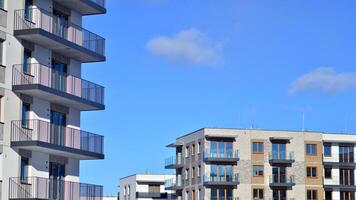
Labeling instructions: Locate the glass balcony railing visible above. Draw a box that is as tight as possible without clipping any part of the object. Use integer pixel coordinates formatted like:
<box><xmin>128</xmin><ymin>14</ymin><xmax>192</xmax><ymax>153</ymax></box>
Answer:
<box><xmin>269</xmin><ymin>175</ymin><xmax>295</xmax><ymax>186</ymax></box>
<box><xmin>268</xmin><ymin>151</ymin><xmax>295</xmax><ymax>162</ymax></box>
<box><xmin>11</xmin><ymin>119</ymin><xmax>104</xmax><ymax>158</ymax></box>
<box><xmin>9</xmin><ymin>177</ymin><xmax>103</xmax><ymax>200</ymax></box>
<box><xmin>204</xmin><ymin>174</ymin><xmax>239</xmax><ymax>185</ymax></box>
<box><xmin>165</xmin><ymin>178</ymin><xmax>182</xmax><ymax>190</ymax></box>
<box><xmin>12</xmin><ymin>63</ymin><xmax>105</xmax><ymax>109</ymax></box>
<box><xmin>165</xmin><ymin>155</ymin><xmax>183</xmax><ymax>168</ymax></box>
<box><xmin>203</xmin><ymin>149</ymin><xmax>239</xmax><ymax>162</ymax></box>
<box><xmin>14</xmin><ymin>8</ymin><xmax>105</xmax><ymax>62</ymax></box>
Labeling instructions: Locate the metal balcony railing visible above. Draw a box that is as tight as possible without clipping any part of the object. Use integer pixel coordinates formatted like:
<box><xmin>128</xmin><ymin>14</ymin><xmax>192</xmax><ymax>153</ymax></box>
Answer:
<box><xmin>13</xmin><ymin>63</ymin><xmax>105</xmax><ymax>106</ymax></box>
<box><xmin>269</xmin><ymin>175</ymin><xmax>295</xmax><ymax>185</ymax></box>
<box><xmin>268</xmin><ymin>151</ymin><xmax>295</xmax><ymax>161</ymax></box>
<box><xmin>323</xmin><ymin>153</ymin><xmax>355</xmax><ymax>163</ymax></box>
<box><xmin>14</xmin><ymin>8</ymin><xmax>105</xmax><ymax>56</ymax></box>
<box><xmin>165</xmin><ymin>155</ymin><xmax>183</xmax><ymax>168</ymax></box>
<box><xmin>11</xmin><ymin>119</ymin><xmax>104</xmax><ymax>154</ymax></box>
<box><xmin>203</xmin><ymin>150</ymin><xmax>239</xmax><ymax>160</ymax></box>
<box><xmin>9</xmin><ymin>177</ymin><xmax>103</xmax><ymax>200</ymax></box>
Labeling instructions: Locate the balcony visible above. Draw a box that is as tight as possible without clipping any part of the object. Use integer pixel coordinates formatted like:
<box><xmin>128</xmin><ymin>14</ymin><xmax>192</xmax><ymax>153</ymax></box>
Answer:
<box><xmin>268</xmin><ymin>152</ymin><xmax>295</xmax><ymax>166</ymax></box>
<box><xmin>323</xmin><ymin>153</ymin><xmax>356</xmax><ymax>167</ymax></box>
<box><xmin>9</xmin><ymin>177</ymin><xmax>103</xmax><ymax>200</ymax></box>
<box><xmin>11</xmin><ymin>119</ymin><xmax>104</xmax><ymax>160</ymax></box>
<box><xmin>53</xmin><ymin>0</ymin><xmax>106</xmax><ymax>15</ymax></box>
<box><xmin>269</xmin><ymin>175</ymin><xmax>295</xmax><ymax>189</ymax></box>
<box><xmin>12</xmin><ymin>63</ymin><xmax>105</xmax><ymax>111</ymax></box>
<box><xmin>323</xmin><ymin>177</ymin><xmax>356</xmax><ymax>191</ymax></box>
<box><xmin>14</xmin><ymin>8</ymin><xmax>105</xmax><ymax>63</ymax></box>
<box><xmin>165</xmin><ymin>178</ymin><xmax>183</xmax><ymax>191</ymax></box>
<box><xmin>136</xmin><ymin>192</ymin><xmax>168</xmax><ymax>198</ymax></box>
<box><xmin>165</xmin><ymin>156</ymin><xmax>184</xmax><ymax>169</ymax></box>
<box><xmin>203</xmin><ymin>150</ymin><xmax>239</xmax><ymax>164</ymax></box>
<box><xmin>0</xmin><ymin>8</ymin><xmax>6</xmax><ymax>28</ymax></box>
<box><xmin>203</xmin><ymin>174</ymin><xmax>239</xmax><ymax>187</ymax></box>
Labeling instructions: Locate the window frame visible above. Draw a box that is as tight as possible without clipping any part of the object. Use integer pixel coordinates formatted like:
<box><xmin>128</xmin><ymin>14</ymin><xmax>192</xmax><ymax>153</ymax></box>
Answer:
<box><xmin>324</xmin><ymin>167</ymin><xmax>332</xmax><ymax>179</ymax></box>
<box><xmin>306</xmin><ymin>166</ymin><xmax>318</xmax><ymax>178</ymax></box>
<box><xmin>307</xmin><ymin>190</ymin><xmax>318</xmax><ymax>200</ymax></box>
<box><xmin>252</xmin><ymin>165</ymin><xmax>264</xmax><ymax>177</ymax></box>
<box><xmin>306</xmin><ymin>144</ymin><xmax>317</xmax><ymax>156</ymax></box>
<box><xmin>252</xmin><ymin>142</ymin><xmax>264</xmax><ymax>154</ymax></box>
<box><xmin>253</xmin><ymin>188</ymin><xmax>264</xmax><ymax>199</ymax></box>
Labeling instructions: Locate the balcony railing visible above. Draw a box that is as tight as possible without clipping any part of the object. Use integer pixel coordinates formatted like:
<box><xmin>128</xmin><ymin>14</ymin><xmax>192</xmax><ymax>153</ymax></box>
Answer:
<box><xmin>9</xmin><ymin>177</ymin><xmax>103</xmax><ymax>200</ymax></box>
<box><xmin>165</xmin><ymin>156</ymin><xmax>183</xmax><ymax>169</ymax></box>
<box><xmin>11</xmin><ymin>119</ymin><xmax>104</xmax><ymax>155</ymax></box>
<box><xmin>13</xmin><ymin>63</ymin><xmax>105</xmax><ymax>107</ymax></box>
<box><xmin>136</xmin><ymin>192</ymin><xmax>168</xmax><ymax>198</ymax></box>
<box><xmin>268</xmin><ymin>151</ymin><xmax>295</xmax><ymax>165</ymax></box>
<box><xmin>14</xmin><ymin>8</ymin><xmax>105</xmax><ymax>61</ymax></box>
<box><xmin>323</xmin><ymin>153</ymin><xmax>356</xmax><ymax>164</ymax></box>
<box><xmin>165</xmin><ymin>178</ymin><xmax>182</xmax><ymax>190</ymax></box>
<box><xmin>0</xmin><ymin>8</ymin><xmax>6</xmax><ymax>28</ymax></box>
<box><xmin>269</xmin><ymin>175</ymin><xmax>295</xmax><ymax>187</ymax></box>
<box><xmin>204</xmin><ymin>174</ymin><xmax>239</xmax><ymax>186</ymax></box>
<box><xmin>203</xmin><ymin>150</ymin><xmax>239</xmax><ymax>163</ymax></box>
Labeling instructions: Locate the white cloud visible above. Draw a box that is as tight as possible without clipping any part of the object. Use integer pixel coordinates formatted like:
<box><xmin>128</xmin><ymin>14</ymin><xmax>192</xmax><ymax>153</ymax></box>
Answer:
<box><xmin>289</xmin><ymin>67</ymin><xmax>356</xmax><ymax>95</ymax></box>
<box><xmin>147</xmin><ymin>28</ymin><xmax>223</xmax><ymax>66</ymax></box>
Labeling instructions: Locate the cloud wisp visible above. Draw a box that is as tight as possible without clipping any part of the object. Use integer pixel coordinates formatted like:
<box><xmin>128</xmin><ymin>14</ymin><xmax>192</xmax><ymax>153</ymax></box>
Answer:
<box><xmin>147</xmin><ymin>28</ymin><xmax>223</xmax><ymax>66</ymax></box>
<box><xmin>289</xmin><ymin>67</ymin><xmax>356</xmax><ymax>95</ymax></box>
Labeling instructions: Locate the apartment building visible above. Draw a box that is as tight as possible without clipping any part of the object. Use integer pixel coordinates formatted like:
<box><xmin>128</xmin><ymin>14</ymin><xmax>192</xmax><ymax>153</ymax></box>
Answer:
<box><xmin>120</xmin><ymin>173</ymin><xmax>176</xmax><ymax>200</ymax></box>
<box><xmin>0</xmin><ymin>0</ymin><xmax>106</xmax><ymax>199</ymax></box>
<box><xmin>165</xmin><ymin>128</ymin><xmax>356</xmax><ymax>200</ymax></box>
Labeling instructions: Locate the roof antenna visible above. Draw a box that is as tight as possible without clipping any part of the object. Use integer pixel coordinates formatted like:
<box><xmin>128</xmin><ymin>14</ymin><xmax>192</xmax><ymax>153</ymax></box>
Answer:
<box><xmin>344</xmin><ymin>113</ymin><xmax>348</xmax><ymax>133</ymax></box>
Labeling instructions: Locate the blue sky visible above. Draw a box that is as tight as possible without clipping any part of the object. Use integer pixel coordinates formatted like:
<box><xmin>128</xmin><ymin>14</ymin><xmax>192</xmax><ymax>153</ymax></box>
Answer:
<box><xmin>79</xmin><ymin>0</ymin><xmax>356</xmax><ymax>195</ymax></box>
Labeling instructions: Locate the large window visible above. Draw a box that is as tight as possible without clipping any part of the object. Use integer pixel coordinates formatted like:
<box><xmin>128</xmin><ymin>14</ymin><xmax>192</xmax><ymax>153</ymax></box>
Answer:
<box><xmin>0</xmin><ymin>39</ymin><xmax>3</xmax><ymax>65</ymax></box>
<box><xmin>306</xmin><ymin>144</ymin><xmax>317</xmax><ymax>155</ymax></box>
<box><xmin>325</xmin><ymin>191</ymin><xmax>332</xmax><ymax>200</ymax></box>
<box><xmin>23</xmin><ymin>49</ymin><xmax>31</xmax><ymax>73</ymax></box>
<box><xmin>21</xmin><ymin>103</ymin><xmax>30</xmax><ymax>127</ymax></box>
<box><xmin>272</xmin><ymin>143</ymin><xmax>286</xmax><ymax>159</ymax></box>
<box><xmin>339</xmin><ymin>145</ymin><xmax>354</xmax><ymax>163</ymax></box>
<box><xmin>211</xmin><ymin>188</ymin><xmax>232</xmax><ymax>200</ymax></box>
<box><xmin>272</xmin><ymin>167</ymin><xmax>286</xmax><ymax>183</ymax></box>
<box><xmin>306</xmin><ymin>167</ymin><xmax>317</xmax><ymax>178</ymax></box>
<box><xmin>273</xmin><ymin>190</ymin><xmax>286</xmax><ymax>200</ymax></box>
<box><xmin>20</xmin><ymin>157</ymin><xmax>29</xmax><ymax>181</ymax></box>
<box><xmin>340</xmin><ymin>168</ymin><xmax>354</xmax><ymax>186</ymax></box>
<box><xmin>325</xmin><ymin>167</ymin><xmax>332</xmax><ymax>179</ymax></box>
<box><xmin>210</xmin><ymin>141</ymin><xmax>234</xmax><ymax>158</ymax></box>
<box><xmin>341</xmin><ymin>191</ymin><xmax>355</xmax><ymax>200</ymax></box>
<box><xmin>252</xmin><ymin>142</ymin><xmax>264</xmax><ymax>153</ymax></box>
<box><xmin>148</xmin><ymin>184</ymin><xmax>160</xmax><ymax>193</ymax></box>
<box><xmin>307</xmin><ymin>190</ymin><xmax>317</xmax><ymax>200</ymax></box>
<box><xmin>253</xmin><ymin>165</ymin><xmax>264</xmax><ymax>177</ymax></box>
<box><xmin>253</xmin><ymin>189</ymin><xmax>264</xmax><ymax>200</ymax></box>
<box><xmin>210</xmin><ymin>165</ymin><xmax>233</xmax><ymax>181</ymax></box>
<box><xmin>0</xmin><ymin>0</ymin><xmax>4</xmax><ymax>9</ymax></box>
<box><xmin>324</xmin><ymin>143</ymin><xmax>332</xmax><ymax>157</ymax></box>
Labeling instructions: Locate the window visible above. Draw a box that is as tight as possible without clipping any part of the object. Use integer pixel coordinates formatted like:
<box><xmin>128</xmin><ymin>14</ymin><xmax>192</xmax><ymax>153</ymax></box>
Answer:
<box><xmin>0</xmin><ymin>39</ymin><xmax>3</xmax><ymax>66</ymax></box>
<box><xmin>273</xmin><ymin>190</ymin><xmax>286</xmax><ymax>200</ymax></box>
<box><xmin>252</xmin><ymin>142</ymin><xmax>264</xmax><ymax>153</ymax></box>
<box><xmin>341</xmin><ymin>191</ymin><xmax>355</xmax><ymax>200</ymax></box>
<box><xmin>192</xmin><ymin>190</ymin><xmax>195</xmax><ymax>200</ymax></box>
<box><xmin>197</xmin><ymin>165</ymin><xmax>201</xmax><ymax>177</ymax></box>
<box><xmin>253</xmin><ymin>189</ymin><xmax>264</xmax><ymax>199</ymax></box>
<box><xmin>124</xmin><ymin>186</ymin><xmax>127</xmax><ymax>196</ymax></box>
<box><xmin>307</xmin><ymin>190</ymin><xmax>317</xmax><ymax>200</ymax></box>
<box><xmin>192</xmin><ymin>167</ymin><xmax>195</xmax><ymax>178</ymax></box>
<box><xmin>191</xmin><ymin>144</ymin><xmax>195</xmax><ymax>155</ymax></box>
<box><xmin>340</xmin><ymin>145</ymin><xmax>354</xmax><ymax>163</ymax></box>
<box><xmin>127</xmin><ymin>185</ymin><xmax>130</xmax><ymax>196</ymax></box>
<box><xmin>306</xmin><ymin>167</ymin><xmax>317</xmax><ymax>178</ymax></box>
<box><xmin>197</xmin><ymin>142</ymin><xmax>201</xmax><ymax>154</ymax></box>
<box><xmin>324</xmin><ymin>143</ymin><xmax>332</xmax><ymax>157</ymax></box>
<box><xmin>325</xmin><ymin>191</ymin><xmax>332</xmax><ymax>200</ymax></box>
<box><xmin>148</xmin><ymin>184</ymin><xmax>160</xmax><ymax>193</ymax></box>
<box><xmin>21</xmin><ymin>103</ymin><xmax>30</xmax><ymax>128</ymax></box>
<box><xmin>23</xmin><ymin>49</ymin><xmax>32</xmax><ymax>73</ymax></box>
<box><xmin>25</xmin><ymin>0</ymin><xmax>33</xmax><ymax>20</ymax></box>
<box><xmin>185</xmin><ymin>146</ymin><xmax>189</xmax><ymax>157</ymax></box>
<box><xmin>253</xmin><ymin>166</ymin><xmax>264</xmax><ymax>177</ymax></box>
<box><xmin>20</xmin><ymin>157</ymin><xmax>29</xmax><ymax>181</ymax></box>
<box><xmin>340</xmin><ymin>168</ymin><xmax>354</xmax><ymax>186</ymax></box>
<box><xmin>325</xmin><ymin>167</ymin><xmax>332</xmax><ymax>179</ymax></box>
<box><xmin>0</xmin><ymin>0</ymin><xmax>4</xmax><ymax>9</ymax></box>
<box><xmin>185</xmin><ymin>168</ymin><xmax>189</xmax><ymax>180</ymax></box>
<box><xmin>306</xmin><ymin>144</ymin><xmax>317</xmax><ymax>155</ymax></box>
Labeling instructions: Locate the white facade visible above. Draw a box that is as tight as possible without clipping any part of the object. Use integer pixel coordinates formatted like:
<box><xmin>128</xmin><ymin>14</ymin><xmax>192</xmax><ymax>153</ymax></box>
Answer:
<box><xmin>120</xmin><ymin>174</ymin><xmax>176</xmax><ymax>200</ymax></box>
<box><xmin>0</xmin><ymin>0</ymin><xmax>106</xmax><ymax>199</ymax></box>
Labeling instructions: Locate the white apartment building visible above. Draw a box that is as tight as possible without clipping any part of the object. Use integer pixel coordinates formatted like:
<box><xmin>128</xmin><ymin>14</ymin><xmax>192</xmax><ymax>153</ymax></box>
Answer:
<box><xmin>0</xmin><ymin>0</ymin><xmax>106</xmax><ymax>199</ymax></box>
<box><xmin>120</xmin><ymin>174</ymin><xmax>176</xmax><ymax>200</ymax></box>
